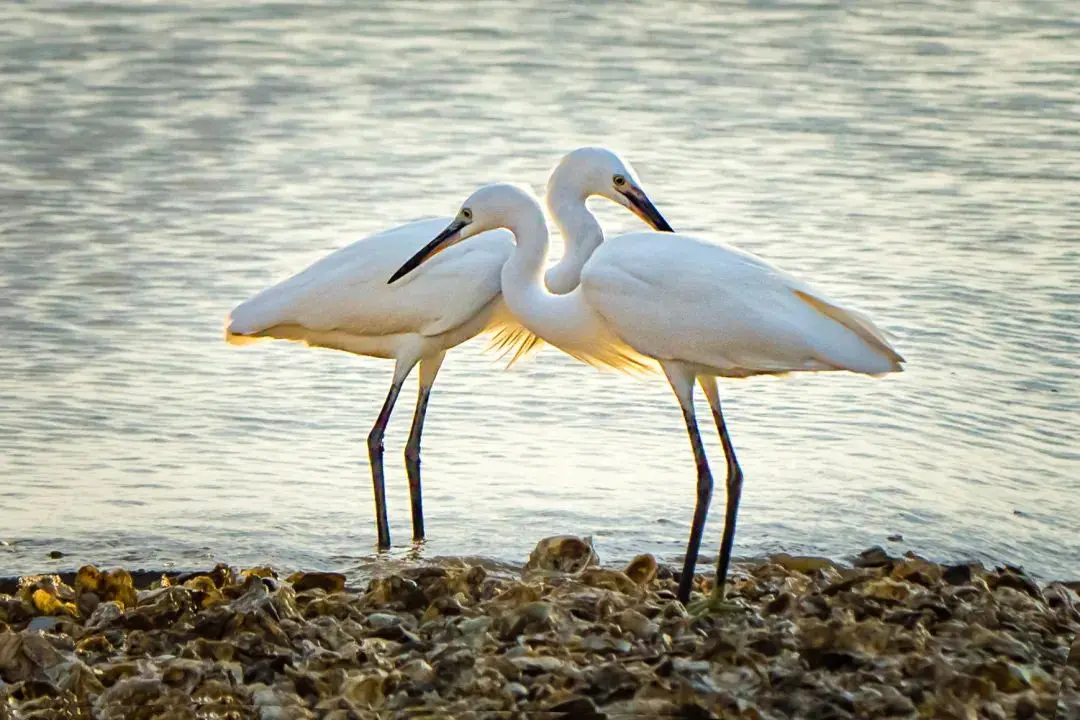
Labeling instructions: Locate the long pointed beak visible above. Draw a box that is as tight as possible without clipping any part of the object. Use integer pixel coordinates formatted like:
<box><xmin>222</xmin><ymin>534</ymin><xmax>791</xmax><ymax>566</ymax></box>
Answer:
<box><xmin>388</xmin><ymin>218</ymin><xmax>468</xmax><ymax>284</ymax></box>
<box><xmin>621</xmin><ymin>185</ymin><xmax>674</xmax><ymax>232</ymax></box>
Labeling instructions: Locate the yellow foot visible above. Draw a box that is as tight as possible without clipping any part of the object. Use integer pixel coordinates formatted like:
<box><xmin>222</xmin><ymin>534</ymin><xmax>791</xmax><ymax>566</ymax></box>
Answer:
<box><xmin>685</xmin><ymin>588</ymin><xmax>745</xmax><ymax>618</ymax></box>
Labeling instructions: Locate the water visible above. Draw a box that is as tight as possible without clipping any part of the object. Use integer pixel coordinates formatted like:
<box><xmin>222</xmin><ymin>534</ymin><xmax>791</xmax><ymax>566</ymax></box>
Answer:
<box><xmin>2</xmin><ymin>0</ymin><xmax>1078</xmax><ymax>581</ymax></box>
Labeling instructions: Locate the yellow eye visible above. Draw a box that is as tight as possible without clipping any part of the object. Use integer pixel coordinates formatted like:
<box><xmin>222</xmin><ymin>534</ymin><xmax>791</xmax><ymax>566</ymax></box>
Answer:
<box><xmin>462</xmin><ymin>208</ymin><xmax>473</xmax><ymax>221</ymax></box>
<box><xmin>613</xmin><ymin>174</ymin><xmax>627</xmax><ymax>187</ymax></box>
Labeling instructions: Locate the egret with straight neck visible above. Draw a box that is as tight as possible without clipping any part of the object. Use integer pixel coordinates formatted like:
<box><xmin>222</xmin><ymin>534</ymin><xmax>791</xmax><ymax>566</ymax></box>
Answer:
<box><xmin>225</xmin><ymin>149</ymin><xmax>671</xmax><ymax>550</ymax></box>
<box><xmin>389</xmin><ymin>183</ymin><xmax>905</xmax><ymax>612</ymax></box>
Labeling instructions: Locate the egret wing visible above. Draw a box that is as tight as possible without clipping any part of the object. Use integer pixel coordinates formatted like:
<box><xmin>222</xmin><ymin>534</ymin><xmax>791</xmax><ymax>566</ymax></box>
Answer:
<box><xmin>227</xmin><ymin>218</ymin><xmax>514</xmax><ymax>341</ymax></box>
<box><xmin>580</xmin><ymin>232</ymin><xmax>903</xmax><ymax>377</ymax></box>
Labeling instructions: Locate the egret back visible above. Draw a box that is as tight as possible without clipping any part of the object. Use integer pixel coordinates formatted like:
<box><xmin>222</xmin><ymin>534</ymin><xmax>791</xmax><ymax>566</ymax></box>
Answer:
<box><xmin>226</xmin><ymin>218</ymin><xmax>516</xmax><ymax>347</ymax></box>
<box><xmin>580</xmin><ymin>231</ymin><xmax>904</xmax><ymax>378</ymax></box>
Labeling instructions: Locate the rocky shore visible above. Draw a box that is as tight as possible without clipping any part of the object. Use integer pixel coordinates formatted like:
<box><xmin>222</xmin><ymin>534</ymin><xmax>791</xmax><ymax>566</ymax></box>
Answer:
<box><xmin>2</xmin><ymin>537</ymin><xmax>1078</xmax><ymax>719</ymax></box>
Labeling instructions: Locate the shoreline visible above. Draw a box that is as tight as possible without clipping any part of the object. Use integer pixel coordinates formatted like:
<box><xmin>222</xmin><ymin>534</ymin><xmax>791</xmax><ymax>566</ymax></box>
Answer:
<box><xmin>2</xmin><ymin>537</ymin><xmax>1078</xmax><ymax>718</ymax></box>
<box><xmin>6</xmin><ymin>541</ymin><xmax>1074</xmax><ymax>595</ymax></box>
<box><xmin>10</xmin><ymin>547</ymin><xmax>1074</xmax><ymax>603</ymax></box>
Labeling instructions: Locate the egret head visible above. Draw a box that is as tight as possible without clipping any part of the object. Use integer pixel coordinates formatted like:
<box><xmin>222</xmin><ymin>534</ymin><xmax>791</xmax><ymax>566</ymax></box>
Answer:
<box><xmin>388</xmin><ymin>183</ymin><xmax>537</xmax><ymax>284</ymax></box>
<box><xmin>547</xmin><ymin>146</ymin><xmax>673</xmax><ymax>232</ymax></box>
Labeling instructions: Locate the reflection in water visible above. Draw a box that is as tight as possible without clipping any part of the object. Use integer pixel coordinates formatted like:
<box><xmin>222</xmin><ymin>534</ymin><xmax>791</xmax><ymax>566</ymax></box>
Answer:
<box><xmin>0</xmin><ymin>0</ymin><xmax>1077</xmax><ymax>580</ymax></box>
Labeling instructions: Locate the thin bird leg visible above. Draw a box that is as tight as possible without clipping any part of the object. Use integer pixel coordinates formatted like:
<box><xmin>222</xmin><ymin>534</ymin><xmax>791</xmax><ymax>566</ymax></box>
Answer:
<box><xmin>367</xmin><ymin>360</ymin><xmax>415</xmax><ymax>550</ymax></box>
<box><xmin>404</xmin><ymin>352</ymin><xmax>445</xmax><ymax>544</ymax></box>
<box><xmin>700</xmin><ymin>376</ymin><xmax>745</xmax><ymax>603</ymax></box>
<box><xmin>662</xmin><ymin>364</ymin><xmax>714</xmax><ymax>606</ymax></box>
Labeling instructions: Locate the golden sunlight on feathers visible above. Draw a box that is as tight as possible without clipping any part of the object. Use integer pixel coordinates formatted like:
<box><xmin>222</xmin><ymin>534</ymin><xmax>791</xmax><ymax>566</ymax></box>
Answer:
<box><xmin>561</xmin><ymin>340</ymin><xmax>659</xmax><ymax>376</ymax></box>
<box><xmin>792</xmin><ymin>289</ymin><xmax>905</xmax><ymax>373</ymax></box>
<box><xmin>226</xmin><ymin>322</ymin><xmax>399</xmax><ymax>358</ymax></box>
<box><xmin>223</xmin><ymin>322</ymin><xmax>263</xmax><ymax>347</ymax></box>
<box><xmin>486</xmin><ymin>325</ymin><xmax>544</xmax><ymax>367</ymax></box>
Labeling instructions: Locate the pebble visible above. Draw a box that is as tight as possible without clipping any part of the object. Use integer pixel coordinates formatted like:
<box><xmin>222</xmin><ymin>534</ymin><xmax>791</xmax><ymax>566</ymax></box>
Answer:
<box><xmin>1068</xmin><ymin>635</ymin><xmax>1080</xmax><ymax>669</ymax></box>
<box><xmin>25</xmin><ymin>616</ymin><xmax>61</xmax><ymax>632</ymax></box>
<box><xmin>510</xmin><ymin>655</ymin><xmax>567</xmax><ymax>674</ymax></box>
<box><xmin>517</xmin><ymin>600</ymin><xmax>552</xmax><ymax>623</ymax></box>
<box><xmin>770</xmin><ymin>553</ymin><xmax>834</xmax><ymax>573</ymax></box>
<box><xmin>367</xmin><ymin>612</ymin><xmax>403</xmax><ymax>629</ymax></box>
<box><xmin>853</xmin><ymin>546</ymin><xmax>893</xmax><ymax>568</ymax></box>
<box><xmin>458</xmin><ymin>615</ymin><xmax>492</xmax><ymax>637</ymax></box>
<box><xmin>616</xmin><ymin>608</ymin><xmax>654</xmax><ymax>638</ymax></box>
<box><xmin>0</xmin><ymin>538</ymin><xmax>1073</xmax><ymax>720</ymax></box>
<box><xmin>286</xmin><ymin>571</ymin><xmax>346</xmax><ymax>594</ymax></box>
<box><xmin>399</xmin><ymin>658</ymin><xmax>434</xmax><ymax>685</ymax></box>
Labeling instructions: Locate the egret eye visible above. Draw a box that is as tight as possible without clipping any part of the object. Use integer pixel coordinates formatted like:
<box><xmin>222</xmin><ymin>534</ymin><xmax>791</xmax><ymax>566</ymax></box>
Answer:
<box><xmin>462</xmin><ymin>208</ymin><xmax>473</xmax><ymax>221</ymax></box>
<box><xmin>613</xmin><ymin>174</ymin><xmax>627</xmax><ymax>187</ymax></box>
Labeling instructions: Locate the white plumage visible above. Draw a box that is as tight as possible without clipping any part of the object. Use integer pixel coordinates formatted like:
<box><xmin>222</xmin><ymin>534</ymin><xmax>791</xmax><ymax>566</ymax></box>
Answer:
<box><xmin>225</xmin><ymin>148</ymin><xmax>670</xmax><ymax>549</ymax></box>
<box><xmin>227</xmin><ymin>218</ymin><xmax>520</xmax><ymax>358</ymax></box>
<box><xmin>389</xmin><ymin>177</ymin><xmax>904</xmax><ymax>611</ymax></box>
<box><xmin>580</xmin><ymin>231</ymin><xmax>902</xmax><ymax>378</ymax></box>
<box><xmin>226</xmin><ymin>218</ymin><xmax>530</xmax><ymax>551</ymax></box>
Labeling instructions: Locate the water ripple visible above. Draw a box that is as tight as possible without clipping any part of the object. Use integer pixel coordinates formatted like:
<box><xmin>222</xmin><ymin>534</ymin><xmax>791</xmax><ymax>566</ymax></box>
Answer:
<box><xmin>1</xmin><ymin>0</ymin><xmax>1077</xmax><ymax>580</ymax></box>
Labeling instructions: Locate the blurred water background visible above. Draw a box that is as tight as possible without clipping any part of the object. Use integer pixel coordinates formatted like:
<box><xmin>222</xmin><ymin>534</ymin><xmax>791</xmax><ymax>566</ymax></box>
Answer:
<box><xmin>2</xmin><ymin>0</ymin><xmax>1078</xmax><ymax>580</ymax></box>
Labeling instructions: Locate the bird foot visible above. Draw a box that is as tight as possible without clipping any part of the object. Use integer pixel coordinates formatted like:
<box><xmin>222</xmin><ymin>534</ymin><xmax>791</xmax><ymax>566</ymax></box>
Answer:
<box><xmin>686</xmin><ymin>588</ymin><xmax>745</xmax><ymax>618</ymax></box>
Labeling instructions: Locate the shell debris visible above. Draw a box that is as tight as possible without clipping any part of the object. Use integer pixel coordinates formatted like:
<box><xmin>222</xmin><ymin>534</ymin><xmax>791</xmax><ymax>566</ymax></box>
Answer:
<box><xmin>0</xmin><ymin>541</ymin><xmax>1077</xmax><ymax>718</ymax></box>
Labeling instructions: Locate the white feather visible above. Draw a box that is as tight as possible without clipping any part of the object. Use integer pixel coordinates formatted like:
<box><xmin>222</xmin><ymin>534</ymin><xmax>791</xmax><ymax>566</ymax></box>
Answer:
<box><xmin>580</xmin><ymin>231</ymin><xmax>904</xmax><ymax>377</ymax></box>
<box><xmin>227</xmin><ymin>218</ymin><xmax>521</xmax><ymax>354</ymax></box>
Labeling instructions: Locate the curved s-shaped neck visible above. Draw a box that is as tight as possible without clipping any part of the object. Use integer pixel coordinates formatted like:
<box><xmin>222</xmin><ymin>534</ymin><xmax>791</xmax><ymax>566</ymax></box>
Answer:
<box><xmin>544</xmin><ymin>183</ymin><xmax>603</xmax><ymax>295</ymax></box>
<box><xmin>500</xmin><ymin>193</ymin><xmax>598</xmax><ymax>350</ymax></box>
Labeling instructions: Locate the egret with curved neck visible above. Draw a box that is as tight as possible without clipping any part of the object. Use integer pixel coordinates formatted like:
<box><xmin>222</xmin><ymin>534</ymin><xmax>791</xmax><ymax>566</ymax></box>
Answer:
<box><xmin>225</xmin><ymin>148</ymin><xmax>670</xmax><ymax>550</ymax></box>
<box><xmin>389</xmin><ymin>183</ymin><xmax>905</xmax><ymax>611</ymax></box>
<box><xmin>544</xmin><ymin>147</ymin><xmax>671</xmax><ymax>294</ymax></box>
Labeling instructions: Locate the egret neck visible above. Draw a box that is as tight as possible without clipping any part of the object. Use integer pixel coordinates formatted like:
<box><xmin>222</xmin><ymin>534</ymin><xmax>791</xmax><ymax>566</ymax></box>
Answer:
<box><xmin>498</xmin><ymin>192</ymin><xmax>610</xmax><ymax>359</ymax></box>
<box><xmin>544</xmin><ymin>166</ymin><xmax>604</xmax><ymax>295</ymax></box>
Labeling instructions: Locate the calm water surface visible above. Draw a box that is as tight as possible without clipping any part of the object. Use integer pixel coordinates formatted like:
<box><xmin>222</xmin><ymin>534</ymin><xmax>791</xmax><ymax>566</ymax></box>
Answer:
<box><xmin>2</xmin><ymin>0</ymin><xmax>1078</xmax><ymax>580</ymax></box>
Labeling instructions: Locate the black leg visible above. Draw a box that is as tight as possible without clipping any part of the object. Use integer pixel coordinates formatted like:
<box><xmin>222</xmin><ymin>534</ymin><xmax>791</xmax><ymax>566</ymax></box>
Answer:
<box><xmin>706</xmin><ymin>393</ymin><xmax>744</xmax><ymax>598</ymax></box>
<box><xmin>404</xmin><ymin>354</ymin><xmax>443</xmax><ymax>544</ymax></box>
<box><xmin>367</xmin><ymin>377</ymin><xmax>405</xmax><ymax>550</ymax></box>
<box><xmin>676</xmin><ymin>402</ymin><xmax>715</xmax><ymax>605</ymax></box>
<box><xmin>404</xmin><ymin>380</ymin><xmax>433</xmax><ymax>542</ymax></box>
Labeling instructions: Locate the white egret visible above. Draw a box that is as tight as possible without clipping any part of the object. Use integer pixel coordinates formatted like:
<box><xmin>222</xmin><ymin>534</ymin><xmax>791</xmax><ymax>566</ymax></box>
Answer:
<box><xmin>389</xmin><ymin>182</ymin><xmax>905</xmax><ymax>610</ymax></box>
<box><xmin>224</xmin><ymin>150</ymin><xmax>672</xmax><ymax>550</ymax></box>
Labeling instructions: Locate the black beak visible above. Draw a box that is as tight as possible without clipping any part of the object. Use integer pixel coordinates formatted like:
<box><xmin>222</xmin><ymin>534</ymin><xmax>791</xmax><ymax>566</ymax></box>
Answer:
<box><xmin>388</xmin><ymin>218</ymin><xmax>468</xmax><ymax>284</ymax></box>
<box><xmin>621</xmin><ymin>185</ymin><xmax>674</xmax><ymax>233</ymax></box>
